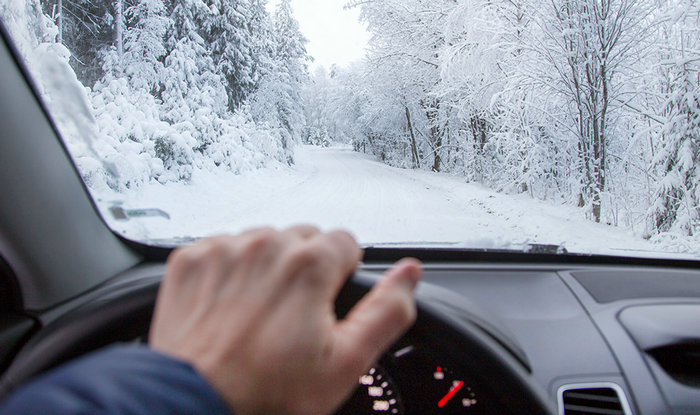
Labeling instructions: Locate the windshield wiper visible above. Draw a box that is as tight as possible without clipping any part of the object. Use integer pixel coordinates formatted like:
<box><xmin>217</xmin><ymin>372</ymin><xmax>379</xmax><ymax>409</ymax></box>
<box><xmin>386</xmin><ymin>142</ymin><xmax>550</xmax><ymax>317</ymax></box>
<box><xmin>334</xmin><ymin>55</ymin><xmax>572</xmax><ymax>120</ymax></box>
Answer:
<box><xmin>363</xmin><ymin>241</ymin><xmax>569</xmax><ymax>255</ymax></box>
<box><xmin>524</xmin><ymin>244</ymin><xmax>568</xmax><ymax>255</ymax></box>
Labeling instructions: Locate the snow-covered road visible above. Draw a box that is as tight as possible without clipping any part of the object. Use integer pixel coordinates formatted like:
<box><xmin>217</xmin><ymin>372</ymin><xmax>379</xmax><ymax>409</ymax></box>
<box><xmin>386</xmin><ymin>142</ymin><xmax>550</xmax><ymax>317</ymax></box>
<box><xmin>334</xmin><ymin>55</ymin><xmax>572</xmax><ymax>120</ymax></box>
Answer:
<box><xmin>103</xmin><ymin>145</ymin><xmax>664</xmax><ymax>256</ymax></box>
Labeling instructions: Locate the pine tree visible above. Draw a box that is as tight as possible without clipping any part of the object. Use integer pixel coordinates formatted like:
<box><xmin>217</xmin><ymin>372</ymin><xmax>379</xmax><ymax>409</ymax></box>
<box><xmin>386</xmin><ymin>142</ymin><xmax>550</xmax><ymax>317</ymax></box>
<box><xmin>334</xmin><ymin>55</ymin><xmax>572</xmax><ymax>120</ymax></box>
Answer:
<box><xmin>162</xmin><ymin>0</ymin><xmax>228</xmax><ymax>150</ymax></box>
<box><xmin>247</xmin><ymin>0</ymin><xmax>275</xmax><ymax>90</ymax></box>
<box><xmin>121</xmin><ymin>0</ymin><xmax>170</xmax><ymax>93</ymax></box>
<box><xmin>269</xmin><ymin>0</ymin><xmax>309</xmax><ymax>142</ymax></box>
<box><xmin>652</xmin><ymin>70</ymin><xmax>700</xmax><ymax>236</ymax></box>
<box><xmin>205</xmin><ymin>0</ymin><xmax>257</xmax><ymax>110</ymax></box>
<box><xmin>647</xmin><ymin>0</ymin><xmax>700</xmax><ymax>237</ymax></box>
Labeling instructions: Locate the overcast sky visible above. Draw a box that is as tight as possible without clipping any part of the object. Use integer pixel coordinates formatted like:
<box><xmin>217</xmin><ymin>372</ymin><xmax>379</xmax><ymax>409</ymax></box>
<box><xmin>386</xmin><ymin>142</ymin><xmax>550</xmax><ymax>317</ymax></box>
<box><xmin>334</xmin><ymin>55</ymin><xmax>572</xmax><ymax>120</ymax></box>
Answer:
<box><xmin>267</xmin><ymin>0</ymin><xmax>369</xmax><ymax>70</ymax></box>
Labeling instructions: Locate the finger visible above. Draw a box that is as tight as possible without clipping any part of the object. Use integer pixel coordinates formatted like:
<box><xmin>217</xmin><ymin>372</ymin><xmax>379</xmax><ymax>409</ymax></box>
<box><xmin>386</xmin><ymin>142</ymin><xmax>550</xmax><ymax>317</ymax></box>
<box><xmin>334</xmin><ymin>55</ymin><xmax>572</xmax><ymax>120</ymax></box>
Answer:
<box><xmin>200</xmin><ymin>231</ymin><xmax>277</xmax><ymax>281</ymax></box>
<box><xmin>236</xmin><ymin>227</ymin><xmax>277</xmax><ymax>238</ymax></box>
<box><xmin>324</xmin><ymin>229</ymin><xmax>363</xmax><ymax>273</ymax></box>
<box><xmin>196</xmin><ymin>229</ymin><xmax>278</xmax><ymax>274</ymax></box>
<box><xmin>280</xmin><ymin>225</ymin><xmax>322</xmax><ymax>243</ymax></box>
<box><xmin>304</xmin><ymin>230</ymin><xmax>363</xmax><ymax>295</ymax></box>
<box><xmin>333</xmin><ymin>258</ymin><xmax>422</xmax><ymax>366</ymax></box>
<box><xmin>162</xmin><ymin>241</ymin><xmax>219</xmax><ymax>296</ymax></box>
<box><xmin>325</xmin><ymin>230</ymin><xmax>364</xmax><ymax>296</ymax></box>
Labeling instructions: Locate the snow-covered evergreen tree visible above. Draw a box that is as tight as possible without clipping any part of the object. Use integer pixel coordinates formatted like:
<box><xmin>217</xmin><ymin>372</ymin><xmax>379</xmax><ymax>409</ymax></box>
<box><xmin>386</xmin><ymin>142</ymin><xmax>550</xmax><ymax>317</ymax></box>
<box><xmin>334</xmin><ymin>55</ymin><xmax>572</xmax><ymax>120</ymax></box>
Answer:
<box><xmin>162</xmin><ymin>0</ymin><xmax>228</xmax><ymax>149</ymax></box>
<box><xmin>205</xmin><ymin>0</ymin><xmax>257</xmax><ymax>110</ymax></box>
<box><xmin>120</xmin><ymin>0</ymin><xmax>169</xmax><ymax>93</ymax></box>
<box><xmin>249</xmin><ymin>0</ymin><xmax>309</xmax><ymax>153</ymax></box>
<box><xmin>247</xmin><ymin>0</ymin><xmax>275</xmax><ymax>88</ymax></box>
<box><xmin>649</xmin><ymin>0</ymin><xmax>700</xmax><ymax>237</ymax></box>
<box><xmin>652</xmin><ymin>71</ymin><xmax>700</xmax><ymax>236</ymax></box>
<box><xmin>272</xmin><ymin>0</ymin><xmax>308</xmax><ymax>142</ymax></box>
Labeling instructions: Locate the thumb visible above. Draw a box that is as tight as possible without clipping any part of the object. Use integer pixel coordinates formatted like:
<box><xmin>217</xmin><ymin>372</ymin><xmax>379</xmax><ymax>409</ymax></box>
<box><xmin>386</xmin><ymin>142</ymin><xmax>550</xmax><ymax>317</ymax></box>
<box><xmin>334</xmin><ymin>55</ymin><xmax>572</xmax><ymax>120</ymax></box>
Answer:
<box><xmin>333</xmin><ymin>259</ymin><xmax>422</xmax><ymax>371</ymax></box>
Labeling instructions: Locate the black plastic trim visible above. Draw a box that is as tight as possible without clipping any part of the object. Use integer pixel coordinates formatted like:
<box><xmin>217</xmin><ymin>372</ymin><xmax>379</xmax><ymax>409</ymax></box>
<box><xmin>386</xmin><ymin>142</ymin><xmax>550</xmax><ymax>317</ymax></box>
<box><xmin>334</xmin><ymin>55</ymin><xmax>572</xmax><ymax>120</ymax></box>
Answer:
<box><xmin>362</xmin><ymin>248</ymin><xmax>700</xmax><ymax>268</ymax></box>
<box><xmin>117</xmin><ymin>236</ymin><xmax>700</xmax><ymax>270</ymax></box>
<box><xmin>0</xmin><ymin>255</ymin><xmax>22</xmax><ymax>312</ymax></box>
<box><xmin>0</xmin><ymin>316</ymin><xmax>37</xmax><ymax>374</ymax></box>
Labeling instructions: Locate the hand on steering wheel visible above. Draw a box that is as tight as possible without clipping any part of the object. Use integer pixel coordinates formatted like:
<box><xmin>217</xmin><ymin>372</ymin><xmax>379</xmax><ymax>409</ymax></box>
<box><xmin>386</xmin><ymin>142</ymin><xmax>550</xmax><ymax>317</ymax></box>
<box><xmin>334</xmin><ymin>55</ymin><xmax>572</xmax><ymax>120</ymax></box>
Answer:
<box><xmin>149</xmin><ymin>226</ymin><xmax>423</xmax><ymax>415</ymax></box>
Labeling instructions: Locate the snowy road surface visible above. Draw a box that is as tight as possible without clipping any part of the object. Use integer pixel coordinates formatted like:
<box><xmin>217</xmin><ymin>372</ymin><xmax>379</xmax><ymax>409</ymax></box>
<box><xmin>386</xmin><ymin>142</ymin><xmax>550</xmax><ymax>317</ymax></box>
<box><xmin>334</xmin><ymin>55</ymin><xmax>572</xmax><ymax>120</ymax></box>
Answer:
<box><xmin>102</xmin><ymin>145</ymin><xmax>665</xmax><ymax>256</ymax></box>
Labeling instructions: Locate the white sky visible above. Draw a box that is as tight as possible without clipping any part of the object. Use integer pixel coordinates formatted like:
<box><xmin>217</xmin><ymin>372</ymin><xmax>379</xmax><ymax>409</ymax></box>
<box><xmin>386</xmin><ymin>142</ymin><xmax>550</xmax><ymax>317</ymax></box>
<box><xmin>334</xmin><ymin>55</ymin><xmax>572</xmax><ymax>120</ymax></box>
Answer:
<box><xmin>267</xmin><ymin>0</ymin><xmax>369</xmax><ymax>70</ymax></box>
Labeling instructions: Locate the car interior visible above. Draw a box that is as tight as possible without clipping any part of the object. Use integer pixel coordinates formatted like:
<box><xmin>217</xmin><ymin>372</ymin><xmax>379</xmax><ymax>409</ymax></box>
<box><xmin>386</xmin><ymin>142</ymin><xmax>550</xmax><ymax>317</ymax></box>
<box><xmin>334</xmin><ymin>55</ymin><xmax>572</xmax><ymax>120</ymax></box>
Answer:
<box><xmin>1</xmin><ymin>15</ymin><xmax>700</xmax><ymax>415</ymax></box>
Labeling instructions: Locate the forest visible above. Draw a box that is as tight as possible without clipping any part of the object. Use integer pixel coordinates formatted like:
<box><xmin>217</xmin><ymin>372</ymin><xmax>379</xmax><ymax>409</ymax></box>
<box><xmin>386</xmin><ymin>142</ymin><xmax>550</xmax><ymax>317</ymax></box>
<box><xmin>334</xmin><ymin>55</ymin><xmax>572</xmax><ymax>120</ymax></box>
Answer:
<box><xmin>1</xmin><ymin>0</ymin><xmax>699</xmax><ymax>248</ymax></box>
<box><xmin>2</xmin><ymin>0</ymin><xmax>309</xmax><ymax>188</ymax></box>
<box><xmin>306</xmin><ymin>0</ymin><xmax>700</xmax><ymax>246</ymax></box>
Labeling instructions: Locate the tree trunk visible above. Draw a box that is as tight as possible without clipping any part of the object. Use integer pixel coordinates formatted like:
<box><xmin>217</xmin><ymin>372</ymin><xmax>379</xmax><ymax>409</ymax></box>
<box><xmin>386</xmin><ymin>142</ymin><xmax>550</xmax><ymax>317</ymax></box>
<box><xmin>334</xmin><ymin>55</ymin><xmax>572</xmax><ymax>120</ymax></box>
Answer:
<box><xmin>115</xmin><ymin>0</ymin><xmax>123</xmax><ymax>59</ymax></box>
<box><xmin>470</xmin><ymin>116</ymin><xmax>488</xmax><ymax>152</ymax></box>
<box><xmin>432</xmin><ymin>129</ymin><xmax>442</xmax><ymax>172</ymax></box>
<box><xmin>57</xmin><ymin>0</ymin><xmax>63</xmax><ymax>44</ymax></box>
<box><xmin>405</xmin><ymin>106</ymin><xmax>420</xmax><ymax>169</ymax></box>
<box><xmin>420</xmin><ymin>99</ymin><xmax>443</xmax><ymax>172</ymax></box>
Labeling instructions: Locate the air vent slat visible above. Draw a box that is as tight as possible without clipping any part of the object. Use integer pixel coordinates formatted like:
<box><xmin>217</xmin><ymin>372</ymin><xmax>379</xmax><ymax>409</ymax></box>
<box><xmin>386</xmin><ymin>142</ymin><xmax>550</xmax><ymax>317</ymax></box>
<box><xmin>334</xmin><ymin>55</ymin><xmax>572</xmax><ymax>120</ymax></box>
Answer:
<box><xmin>559</xmin><ymin>385</ymin><xmax>631</xmax><ymax>415</ymax></box>
<box><xmin>563</xmin><ymin>404</ymin><xmax>624</xmax><ymax>415</ymax></box>
<box><xmin>564</xmin><ymin>392</ymin><xmax>621</xmax><ymax>403</ymax></box>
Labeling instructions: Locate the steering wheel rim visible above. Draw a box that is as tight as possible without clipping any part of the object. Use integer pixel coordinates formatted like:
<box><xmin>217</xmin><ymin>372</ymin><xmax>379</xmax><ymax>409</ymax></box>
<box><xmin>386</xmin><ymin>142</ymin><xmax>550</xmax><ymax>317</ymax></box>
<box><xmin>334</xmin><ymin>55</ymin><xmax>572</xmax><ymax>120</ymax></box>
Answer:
<box><xmin>0</xmin><ymin>272</ymin><xmax>555</xmax><ymax>414</ymax></box>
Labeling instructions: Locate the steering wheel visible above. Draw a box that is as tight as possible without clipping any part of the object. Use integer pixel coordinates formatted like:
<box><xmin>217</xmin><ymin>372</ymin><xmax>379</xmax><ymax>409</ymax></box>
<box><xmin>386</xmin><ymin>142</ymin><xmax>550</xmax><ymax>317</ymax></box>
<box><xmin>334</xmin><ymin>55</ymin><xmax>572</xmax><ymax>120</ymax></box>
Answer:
<box><xmin>0</xmin><ymin>271</ymin><xmax>555</xmax><ymax>414</ymax></box>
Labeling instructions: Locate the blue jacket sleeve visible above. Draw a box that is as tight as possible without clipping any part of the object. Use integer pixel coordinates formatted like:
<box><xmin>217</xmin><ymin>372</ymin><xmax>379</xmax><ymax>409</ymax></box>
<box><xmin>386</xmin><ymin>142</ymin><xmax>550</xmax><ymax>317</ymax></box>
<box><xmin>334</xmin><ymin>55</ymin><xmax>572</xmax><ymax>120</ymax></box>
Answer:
<box><xmin>0</xmin><ymin>346</ymin><xmax>232</xmax><ymax>415</ymax></box>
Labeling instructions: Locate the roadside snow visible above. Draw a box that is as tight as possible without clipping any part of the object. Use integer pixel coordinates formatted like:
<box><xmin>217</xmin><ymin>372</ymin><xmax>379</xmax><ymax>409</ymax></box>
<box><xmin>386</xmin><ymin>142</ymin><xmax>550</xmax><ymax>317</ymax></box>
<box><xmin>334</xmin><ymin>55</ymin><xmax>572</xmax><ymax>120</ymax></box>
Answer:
<box><xmin>96</xmin><ymin>145</ymin><xmax>695</xmax><ymax>258</ymax></box>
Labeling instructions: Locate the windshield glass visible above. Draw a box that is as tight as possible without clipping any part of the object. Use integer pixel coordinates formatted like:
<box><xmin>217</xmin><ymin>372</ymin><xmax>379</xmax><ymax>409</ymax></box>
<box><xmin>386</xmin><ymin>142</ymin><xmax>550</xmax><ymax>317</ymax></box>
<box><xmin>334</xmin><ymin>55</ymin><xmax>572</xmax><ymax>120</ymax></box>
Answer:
<box><xmin>1</xmin><ymin>0</ymin><xmax>699</xmax><ymax>258</ymax></box>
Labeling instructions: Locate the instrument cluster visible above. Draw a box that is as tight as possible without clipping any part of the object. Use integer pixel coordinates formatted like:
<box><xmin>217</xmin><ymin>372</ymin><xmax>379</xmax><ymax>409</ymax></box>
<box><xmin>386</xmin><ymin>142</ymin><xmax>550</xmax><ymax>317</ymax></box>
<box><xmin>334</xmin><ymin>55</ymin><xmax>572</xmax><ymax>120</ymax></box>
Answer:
<box><xmin>336</xmin><ymin>338</ymin><xmax>494</xmax><ymax>414</ymax></box>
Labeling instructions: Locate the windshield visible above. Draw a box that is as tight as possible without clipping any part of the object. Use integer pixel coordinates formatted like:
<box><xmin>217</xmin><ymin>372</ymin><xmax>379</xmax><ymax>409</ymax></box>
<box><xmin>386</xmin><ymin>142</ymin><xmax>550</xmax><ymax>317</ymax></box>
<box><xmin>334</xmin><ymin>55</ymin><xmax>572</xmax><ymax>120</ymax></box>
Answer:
<box><xmin>1</xmin><ymin>0</ymin><xmax>699</xmax><ymax>259</ymax></box>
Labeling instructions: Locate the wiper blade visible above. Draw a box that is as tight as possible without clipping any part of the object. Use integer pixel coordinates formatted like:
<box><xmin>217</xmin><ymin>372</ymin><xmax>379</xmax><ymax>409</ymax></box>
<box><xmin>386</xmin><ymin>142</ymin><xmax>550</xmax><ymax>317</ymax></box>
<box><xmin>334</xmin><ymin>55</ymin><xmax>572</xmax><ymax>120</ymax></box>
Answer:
<box><xmin>524</xmin><ymin>244</ymin><xmax>568</xmax><ymax>255</ymax></box>
<box><xmin>363</xmin><ymin>241</ymin><xmax>569</xmax><ymax>255</ymax></box>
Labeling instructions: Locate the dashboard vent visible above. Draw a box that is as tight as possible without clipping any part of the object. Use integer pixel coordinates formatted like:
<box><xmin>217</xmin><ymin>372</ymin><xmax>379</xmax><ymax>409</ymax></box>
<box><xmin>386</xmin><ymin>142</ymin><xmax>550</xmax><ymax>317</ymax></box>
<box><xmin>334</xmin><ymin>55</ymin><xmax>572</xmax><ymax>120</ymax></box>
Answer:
<box><xmin>558</xmin><ymin>384</ymin><xmax>632</xmax><ymax>415</ymax></box>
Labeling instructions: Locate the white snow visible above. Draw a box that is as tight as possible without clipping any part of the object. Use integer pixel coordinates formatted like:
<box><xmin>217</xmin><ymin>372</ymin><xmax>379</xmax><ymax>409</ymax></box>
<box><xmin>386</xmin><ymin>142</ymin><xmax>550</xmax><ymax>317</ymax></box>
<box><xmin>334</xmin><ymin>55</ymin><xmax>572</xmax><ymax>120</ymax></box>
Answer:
<box><xmin>96</xmin><ymin>145</ymin><xmax>690</xmax><ymax>258</ymax></box>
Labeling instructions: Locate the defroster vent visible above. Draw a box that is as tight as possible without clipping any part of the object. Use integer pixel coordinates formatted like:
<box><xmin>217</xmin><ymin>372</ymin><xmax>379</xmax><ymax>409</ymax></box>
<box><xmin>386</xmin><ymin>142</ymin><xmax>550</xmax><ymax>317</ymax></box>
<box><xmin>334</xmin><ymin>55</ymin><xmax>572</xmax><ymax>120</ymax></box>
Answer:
<box><xmin>558</xmin><ymin>383</ymin><xmax>632</xmax><ymax>415</ymax></box>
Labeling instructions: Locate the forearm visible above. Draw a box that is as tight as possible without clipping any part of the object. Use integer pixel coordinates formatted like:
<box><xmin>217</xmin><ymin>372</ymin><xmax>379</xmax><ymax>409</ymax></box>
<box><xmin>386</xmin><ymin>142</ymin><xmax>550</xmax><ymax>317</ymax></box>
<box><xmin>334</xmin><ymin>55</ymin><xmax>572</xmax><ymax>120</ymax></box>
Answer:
<box><xmin>0</xmin><ymin>346</ymin><xmax>231</xmax><ymax>415</ymax></box>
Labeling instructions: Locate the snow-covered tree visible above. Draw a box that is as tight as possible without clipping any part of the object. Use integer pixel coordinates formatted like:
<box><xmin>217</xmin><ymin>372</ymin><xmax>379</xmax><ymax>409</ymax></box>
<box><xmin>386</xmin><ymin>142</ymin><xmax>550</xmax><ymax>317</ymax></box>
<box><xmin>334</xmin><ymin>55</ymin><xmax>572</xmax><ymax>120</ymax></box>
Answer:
<box><xmin>302</xmin><ymin>67</ymin><xmax>334</xmax><ymax>146</ymax></box>
<box><xmin>39</xmin><ymin>0</ymin><xmax>113</xmax><ymax>85</ymax></box>
<box><xmin>205</xmin><ymin>0</ymin><xmax>257</xmax><ymax>110</ymax></box>
<box><xmin>528</xmin><ymin>0</ymin><xmax>655</xmax><ymax>221</ymax></box>
<box><xmin>162</xmin><ymin>0</ymin><xmax>227</xmax><ymax>123</ymax></box>
<box><xmin>649</xmin><ymin>0</ymin><xmax>700</xmax><ymax>236</ymax></box>
<box><xmin>247</xmin><ymin>0</ymin><xmax>275</xmax><ymax>88</ymax></box>
<box><xmin>120</xmin><ymin>0</ymin><xmax>169</xmax><ymax>92</ymax></box>
<box><xmin>348</xmin><ymin>0</ymin><xmax>454</xmax><ymax>171</ymax></box>
<box><xmin>249</xmin><ymin>0</ymin><xmax>309</xmax><ymax>152</ymax></box>
<box><xmin>162</xmin><ymin>0</ymin><xmax>228</xmax><ymax>147</ymax></box>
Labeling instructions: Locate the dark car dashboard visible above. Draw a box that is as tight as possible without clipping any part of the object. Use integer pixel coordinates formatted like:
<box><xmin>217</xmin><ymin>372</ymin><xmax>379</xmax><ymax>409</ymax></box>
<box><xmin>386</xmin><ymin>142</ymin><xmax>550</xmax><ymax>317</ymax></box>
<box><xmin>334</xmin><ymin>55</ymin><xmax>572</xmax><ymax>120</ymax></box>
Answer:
<box><xmin>405</xmin><ymin>263</ymin><xmax>700</xmax><ymax>415</ymax></box>
<box><xmin>349</xmin><ymin>260</ymin><xmax>700</xmax><ymax>415</ymax></box>
<box><xmin>2</xmin><ymin>258</ymin><xmax>699</xmax><ymax>415</ymax></box>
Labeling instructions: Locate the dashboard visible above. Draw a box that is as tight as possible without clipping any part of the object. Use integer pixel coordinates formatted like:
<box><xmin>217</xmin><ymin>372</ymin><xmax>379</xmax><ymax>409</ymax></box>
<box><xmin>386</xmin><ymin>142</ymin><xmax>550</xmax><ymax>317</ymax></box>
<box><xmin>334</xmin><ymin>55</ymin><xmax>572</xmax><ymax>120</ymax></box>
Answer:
<box><xmin>4</xmin><ymin>260</ymin><xmax>700</xmax><ymax>415</ymax></box>
<box><xmin>339</xmin><ymin>262</ymin><xmax>700</xmax><ymax>415</ymax></box>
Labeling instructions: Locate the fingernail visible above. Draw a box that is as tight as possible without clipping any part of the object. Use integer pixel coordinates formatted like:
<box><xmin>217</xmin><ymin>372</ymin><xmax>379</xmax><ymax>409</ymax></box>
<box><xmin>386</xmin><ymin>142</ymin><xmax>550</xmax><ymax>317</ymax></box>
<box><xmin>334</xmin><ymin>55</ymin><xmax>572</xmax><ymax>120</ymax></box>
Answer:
<box><xmin>400</xmin><ymin>260</ymin><xmax>422</xmax><ymax>290</ymax></box>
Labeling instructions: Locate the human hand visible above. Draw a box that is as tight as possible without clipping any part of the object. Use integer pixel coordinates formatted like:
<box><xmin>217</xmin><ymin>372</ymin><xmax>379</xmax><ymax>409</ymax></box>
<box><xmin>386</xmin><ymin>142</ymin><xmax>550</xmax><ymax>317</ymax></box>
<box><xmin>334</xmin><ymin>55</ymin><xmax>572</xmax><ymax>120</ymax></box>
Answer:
<box><xmin>149</xmin><ymin>227</ymin><xmax>422</xmax><ymax>415</ymax></box>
